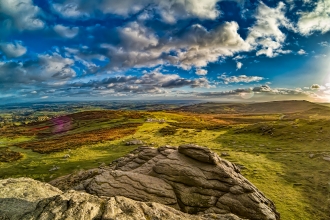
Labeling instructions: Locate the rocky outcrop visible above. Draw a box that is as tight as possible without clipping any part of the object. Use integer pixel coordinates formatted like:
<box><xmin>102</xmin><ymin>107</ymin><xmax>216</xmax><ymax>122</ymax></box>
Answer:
<box><xmin>50</xmin><ymin>144</ymin><xmax>280</xmax><ymax>220</ymax></box>
<box><xmin>0</xmin><ymin>178</ymin><xmax>62</xmax><ymax>219</ymax></box>
<box><xmin>126</xmin><ymin>139</ymin><xmax>144</xmax><ymax>145</ymax></box>
<box><xmin>0</xmin><ymin>178</ymin><xmax>243</xmax><ymax>220</ymax></box>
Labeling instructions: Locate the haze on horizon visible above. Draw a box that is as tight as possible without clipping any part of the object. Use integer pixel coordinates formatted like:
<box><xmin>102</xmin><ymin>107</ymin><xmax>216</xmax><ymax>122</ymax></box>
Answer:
<box><xmin>0</xmin><ymin>0</ymin><xmax>330</xmax><ymax>104</ymax></box>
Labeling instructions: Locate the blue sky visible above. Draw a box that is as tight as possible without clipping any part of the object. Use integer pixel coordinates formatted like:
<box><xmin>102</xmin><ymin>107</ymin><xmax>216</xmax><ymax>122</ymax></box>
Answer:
<box><xmin>0</xmin><ymin>0</ymin><xmax>330</xmax><ymax>103</ymax></box>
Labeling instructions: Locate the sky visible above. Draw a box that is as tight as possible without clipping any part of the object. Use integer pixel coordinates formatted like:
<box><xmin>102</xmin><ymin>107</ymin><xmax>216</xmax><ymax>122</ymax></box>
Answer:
<box><xmin>0</xmin><ymin>0</ymin><xmax>330</xmax><ymax>103</ymax></box>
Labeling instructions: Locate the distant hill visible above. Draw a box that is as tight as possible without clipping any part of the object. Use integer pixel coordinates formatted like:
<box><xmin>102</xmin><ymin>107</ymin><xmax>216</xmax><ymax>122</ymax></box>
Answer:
<box><xmin>301</xmin><ymin>107</ymin><xmax>330</xmax><ymax>114</ymax></box>
<box><xmin>175</xmin><ymin>100</ymin><xmax>330</xmax><ymax>114</ymax></box>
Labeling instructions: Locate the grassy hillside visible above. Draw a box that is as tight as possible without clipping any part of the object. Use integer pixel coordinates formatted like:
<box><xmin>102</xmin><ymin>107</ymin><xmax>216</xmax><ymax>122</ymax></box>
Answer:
<box><xmin>1</xmin><ymin>107</ymin><xmax>330</xmax><ymax>219</ymax></box>
<box><xmin>177</xmin><ymin>100</ymin><xmax>329</xmax><ymax>114</ymax></box>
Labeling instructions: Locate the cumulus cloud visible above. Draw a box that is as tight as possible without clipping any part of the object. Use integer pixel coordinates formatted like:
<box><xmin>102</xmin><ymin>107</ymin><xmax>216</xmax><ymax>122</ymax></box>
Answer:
<box><xmin>97</xmin><ymin>21</ymin><xmax>250</xmax><ymax>71</ymax></box>
<box><xmin>69</xmin><ymin>71</ymin><xmax>211</xmax><ymax>94</ymax></box>
<box><xmin>233</xmin><ymin>55</ymin><xmax>246</xmax><ymax>60</ymax></box>
<box><xmin>297</xmin><ymin>49</ymin><xmax>307</xmax><ymax>55</ymax></box>
<box><xmin>172</xmin><ymin>22</ymin><xmax>250</xmax><ymax>69</ymax></box>
<box><xmin>252</xmin><ymin>85</ymin><xmax>272</xmax><ymax>92</ymax></box>
<box><xmin>1</xmin><ymin>0</ymin><xmax>326</xmax><ymax>102</ymax></box>
<box><xmin>197</xmin><ymin>85</ymin><xmax>314</xmax><ymax>100</ymax></box>
<box><xmin>51</xmin><ymin>0</ymin><xmax>221</xmax><ymax>23</ymax></box>
<box><xmin>236</xmin><ymin>62</ymin><xmax>243</xmax><ymax>70</ymax></box>
<box><xmin>118</xmin><ymin>22</ymin><xmax>158</xmax><ymax>51</ymax></box>
<box><xmin>0</xmin><ymin>53</ymin><xmax>76</xmax><ymax>87</ymax></box>
<box><xmin>247</xmin><ymin>2</ymin><xmax>294</xmax><ymax>58</ymax></box>
<box><xmin>218</xmin><ymin>74</ymin><xmax>264</xmax><ymax>84</ymax></box>
<box><xmin>0</xmin><ymin>41</ymin><xmax>27</xmax><ymax>58</ymax></box>
<box><xmin>196</xmin><ymin>69</ymin><xmax>208</xmax><ymax>75</ymax></box>
<box><xmin>319</xmin><ymin>41</ymin><xmax>330</xmax><ymax>47</ymax></box>
<box><xmin>54</xmin><ymin>25</ymin><xmax>79</xmax><ymax>38</ymax></box>
<box><xmin>310</xmin><ymin>84</ymin><xmax>325</xmax><ymax>90</ymax></box>
<box><xmin>298</xmin><ymin>0</ymin><xmax>330</xmax><ymax>35</ymax></box>
<box><xmin>311</xmin><ymin>84</ymin><xmax>320</xmax><ymax>89</ymax></box>
<box><xmin>38</xmin><ymin>53</ymin><xmax>77</xmax><ymax>79</ymax></box>
<box><xmin>0</xmin><ymin>0</ymin><xmax>44</xmax><ymax>31</ymax></box>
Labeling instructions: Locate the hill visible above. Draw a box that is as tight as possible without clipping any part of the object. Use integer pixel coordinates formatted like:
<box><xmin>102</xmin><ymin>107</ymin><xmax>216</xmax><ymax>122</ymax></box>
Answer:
<box><xmin>1</xmin><ymin>105</ymin><xmax>330</xmax><ymax>219</ymax></box>
<box><xmin>176</xmin><ymin>100</ymin><xmax>329</xmax><ymax>114</ymax></box>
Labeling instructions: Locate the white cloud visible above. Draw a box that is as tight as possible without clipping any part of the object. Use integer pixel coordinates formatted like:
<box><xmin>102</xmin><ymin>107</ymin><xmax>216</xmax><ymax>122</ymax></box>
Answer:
<box><xmin>233</xmin><ymin>55</ymin><xmax>246</xmax><ymax>60</ymax></box>
<box><xmin>236</xmin><ymin>62</ymin><xmax>243</xmax><ymax>70</ymax></box>
<box><xmin>0</xmin><ymin>0</ymin><xmax>44</xmax><ymax>31</ymax></box>
<box><xmin>52</xmin><ymin>0</ymin><xmax>221</xmax><ymax>23</ymax></box>
<box><xmin>69</xmin><ymin>70</ymin><xmax>211</xmax><ymax>94</ymax></box>
<box><xmin>285</xmin><ymin>0</ymin><xmax>296</xmax><ymax>10</ymax></box>
<box><xmin>167</xmin><ymin>21</ymin><xmax>250</xmax><ymax>69</ymax></box>
<box><xmin>0</xmin><ymin>53</ymin><xmax>76</xmax><ymax>86</ymax></box>
<box><xmin>247</xmin><ymin>2</ymin><xmax>294</xmax><ymax>58</ymax></box>
<box><xmin>196</xmin><ymin>69</ymin><xmax>208</xmax><ymax>75</ymax></box>
<box><xmin>118</xmin><ymin>22</ymin><xmax>158</xmax><ymax>51</ymax></box>
<box><xmin>319</xmin><ymin>41</ymin><xmax>330</xmax><ymax>47</ymax></box>
<box><xmin>0</xmin><ymin>41</ymin><xmax>27</xmax><ymax>58</ymax></box>
<box><xmin>100</xmin><ymin>21</ymin><xmax>250</xmax><ymax>71</ymax></box>
<box><xmin>54</xmin><ymin>25</ymin><xmax>79</xmax><ymax>38</ymax></box>
<box><xmin>298</xmin><ymin>0</ymin><xmax>330</xmax><ymax>35</ymax></box>
<box><xmin>297</xmin><ymin>49</ymin><xmax>307</xmax><ymax>55</ymax></box>
<box><xmin>218</xmin><ymin>74</ymin><xmax>264</xmax><ymax>84</ymax></box>
<box><xmin>302</xmin><ymin>0</ymin><xmax>313</xmax><ymax>4</ymax></box>
<box><xmin>157</xmin><ymin>0</ymin><xmax>221</xmax><ymax>23</ymax></box>
<box><xmin>310</xmin><ymin>84</ymin><xmax>325</xmax><ymax>90</ymax></box>
<box><xmin>197</xmin><ymin>85</ymin><xmax>316</xmax><ymax>101</ymax></box>
<box><xmin>38</xmin><ymin>53</ymin><xmax>76</xmax><ymax>79</ymax></box>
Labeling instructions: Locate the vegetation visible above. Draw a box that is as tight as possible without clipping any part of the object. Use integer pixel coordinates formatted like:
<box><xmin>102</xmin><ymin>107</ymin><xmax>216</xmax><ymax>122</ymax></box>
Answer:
<box><xmin>159</xmin><ymin>126</ymin><xmax>178</xmax><ymax>136</ymax></box>
<box><xmin>1</xmin><ymin>100</ymin><xmax>330</xmax><ymax>219</ymax></box>
<box><xmin>18</xmin><ymin>123</ymin><xmax>142</xmax><ymax>153</ymax></box>
<box><xmin>0</xmin><ymin>148</ymin><xmax>23</xmax><ymax>162</ymax></box>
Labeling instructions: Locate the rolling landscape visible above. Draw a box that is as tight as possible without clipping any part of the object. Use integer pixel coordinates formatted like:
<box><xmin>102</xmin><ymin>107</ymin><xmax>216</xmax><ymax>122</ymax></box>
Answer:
<box><xmin>1</xmin><ymin>0</ymin><xmax>330</xmax><ymax>219</ymax></box>
<box><xmin>0</xmin><ymin>100</ymin><xmax>330</xmax><ymax>219</ymax></box>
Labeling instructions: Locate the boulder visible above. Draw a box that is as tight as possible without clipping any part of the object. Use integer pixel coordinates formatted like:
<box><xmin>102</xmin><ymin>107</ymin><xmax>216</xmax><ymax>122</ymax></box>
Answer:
<box><xmin>178</xmin><ymin>144</ymin><xmax>219</xmax><ymax>164</ymax></box>
<box><xmin>50</xmin><ymin>145</ymin><xmax>280</xmax><ymax>220</ymax></box>
<box><xmin>323</xmin><ymin>156</ymin><xmax>330</xmax><ymax>162</ymax></box>
<box><xmin>126</xmin><ymin>139</ymin><xmax>144</xmax><ymax>145</ymax></box>
<box><xmin>0</xmin><ymin>178</ymin><xmax>244</xmax><ymax>220</ymax></box>
<box><xmin>0</xmin><ymin>178</ymin><xmax>62</xmax><ymax>219</ymax></box>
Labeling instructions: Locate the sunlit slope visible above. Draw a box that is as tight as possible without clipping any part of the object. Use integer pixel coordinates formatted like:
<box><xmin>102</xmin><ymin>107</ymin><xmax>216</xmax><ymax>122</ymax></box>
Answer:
<box><xmin>1</xmin><ymin>108</ymin><xmax>330</xmax><ymax>219</ymax></box>
<box><xmin>177</xmin><ymin>100</ymin><xmax>330</xmax><ymax>114</ymax></box>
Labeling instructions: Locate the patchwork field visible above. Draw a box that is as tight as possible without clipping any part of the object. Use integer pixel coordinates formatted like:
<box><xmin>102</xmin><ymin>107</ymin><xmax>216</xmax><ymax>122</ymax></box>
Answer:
<box><xmin>1</xmin><ymin>101</ymin><xmax>330</xmax><ymax>219</ymax></box>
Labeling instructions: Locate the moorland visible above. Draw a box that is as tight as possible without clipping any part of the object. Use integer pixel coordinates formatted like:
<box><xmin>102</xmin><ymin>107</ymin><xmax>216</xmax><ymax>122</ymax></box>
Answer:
<box><xmin>1</xmin><ymin>100</ymin><xmax>330</xmax><ymax>219</ymax></box>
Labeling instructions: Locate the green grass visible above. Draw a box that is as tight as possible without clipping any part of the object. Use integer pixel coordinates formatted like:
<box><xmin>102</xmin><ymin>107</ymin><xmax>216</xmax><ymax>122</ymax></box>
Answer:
<box><xmin>213</xmin><ymin>121</ymin><xmax>330</xmax><ymax>220</ymax></box>
<box><xmin>1</xmin><ymin>110</ymin><xmax>330</xmax><ymax>219</ymax></box>
<box><xmin>221</xmin><ymin>152</ymin><xmax>313</xmax><ymax>220</ymax></box>
<box><xmin>0</xmin><ymin>141</ymin><xmax>138</xmax><ymax>182</ymax></box>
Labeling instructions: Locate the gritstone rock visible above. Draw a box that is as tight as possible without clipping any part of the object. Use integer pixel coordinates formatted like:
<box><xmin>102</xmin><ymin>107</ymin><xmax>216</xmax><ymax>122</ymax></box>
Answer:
<box><xmin>50</xmin><ymin>144</ymin><xmax>280</xmax><ymax>220</ymax></box>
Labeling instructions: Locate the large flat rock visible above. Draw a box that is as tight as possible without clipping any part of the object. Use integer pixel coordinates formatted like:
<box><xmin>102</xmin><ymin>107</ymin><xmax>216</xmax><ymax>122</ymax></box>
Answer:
<box><xmin>0</xmin><ymin>178</ymin><xmax>62</xmax><ymax>220</ymax></box>
<box><xmin>0</xmin><ymin>178</ymin><xmax>244</xmax><ymax>220</ymax></box>
<box><xmin>50</xmin><ymin>145</ymin><xmax>280</xmax><ymax>220</ymax></box>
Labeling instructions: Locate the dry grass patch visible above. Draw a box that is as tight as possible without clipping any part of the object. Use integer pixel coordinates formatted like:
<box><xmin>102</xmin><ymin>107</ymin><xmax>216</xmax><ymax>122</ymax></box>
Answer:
<box><xmin>17</xmin><ymin>123</ymin><xmax>142</xmax><ymax>153</ymax></box>
<box><xmin>0</xmin><ymin>148</ymin><xmax>23</xmax><ymax>162</ymax></box>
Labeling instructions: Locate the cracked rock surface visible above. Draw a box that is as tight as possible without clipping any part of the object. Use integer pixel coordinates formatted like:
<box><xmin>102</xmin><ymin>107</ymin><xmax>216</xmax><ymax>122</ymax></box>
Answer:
<box><xmin>49</xmin><ymin>144</ymin><xmax>280</xmax><ymax>220</ymax></box>
<box><xmin>0</xmin><ymin>178</ymin><xmax>243</xmax><ymax>220</ymax></box>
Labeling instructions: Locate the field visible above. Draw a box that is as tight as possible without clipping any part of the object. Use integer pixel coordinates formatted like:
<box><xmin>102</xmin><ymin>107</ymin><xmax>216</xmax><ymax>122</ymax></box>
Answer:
<box><xmin>1</xmin><ymin>100</ymin><xmax>330</xmax><ymax>219</ymax></box>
